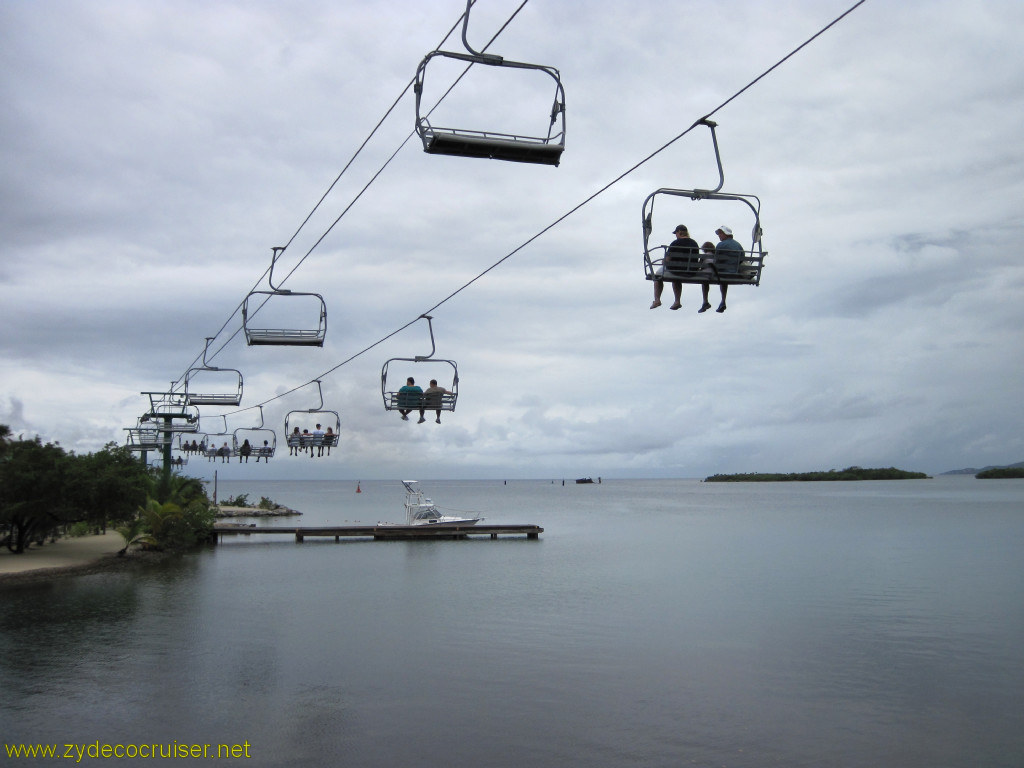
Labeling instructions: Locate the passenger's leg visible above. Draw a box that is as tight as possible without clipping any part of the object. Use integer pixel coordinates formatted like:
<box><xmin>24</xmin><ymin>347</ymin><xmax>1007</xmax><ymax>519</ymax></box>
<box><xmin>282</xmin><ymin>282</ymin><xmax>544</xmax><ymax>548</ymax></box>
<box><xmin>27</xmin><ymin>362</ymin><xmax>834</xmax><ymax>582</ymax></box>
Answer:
<box><xmin>699</xmin><ymin>283</ymin><xmax>712</xmax><ymax>312</ymax></box>
<box><xmin>651</xmin><ymin>280</ymin><xmax>664</xmax><ymax>309</ymax></box>
<box><xmin>669</xmin><ymin>281</ymin><xmax>682</xmax><ymax>310</ymax></box>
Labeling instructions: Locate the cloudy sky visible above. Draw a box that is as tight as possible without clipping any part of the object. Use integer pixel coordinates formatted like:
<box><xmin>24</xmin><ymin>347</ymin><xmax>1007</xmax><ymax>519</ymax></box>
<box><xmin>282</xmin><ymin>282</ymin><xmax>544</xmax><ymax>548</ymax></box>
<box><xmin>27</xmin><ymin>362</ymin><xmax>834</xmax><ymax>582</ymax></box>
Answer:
<box><xmin>2</xmin><ymin>0</ymin><xmax>1022</xmax><ymax>481</ymax></box>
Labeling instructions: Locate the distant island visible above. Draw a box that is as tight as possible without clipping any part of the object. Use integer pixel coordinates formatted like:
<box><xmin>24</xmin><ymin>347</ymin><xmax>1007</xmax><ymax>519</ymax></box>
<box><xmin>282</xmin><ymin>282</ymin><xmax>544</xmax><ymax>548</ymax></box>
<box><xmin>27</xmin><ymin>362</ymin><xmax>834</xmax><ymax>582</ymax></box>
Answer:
<box><xmin>942</xmin><ymin>460</ymin><xmax>1024</xmax><ymax>478</ymax></box>
<box><xmin>975</xmin><ymin>467</ymin><xmax>1024</xmax><ymax>479</ymax></box>
<box><xmin>704</xmin><ymin>466</ymin><xmax>929</xmax><ymax>482</ymax></box>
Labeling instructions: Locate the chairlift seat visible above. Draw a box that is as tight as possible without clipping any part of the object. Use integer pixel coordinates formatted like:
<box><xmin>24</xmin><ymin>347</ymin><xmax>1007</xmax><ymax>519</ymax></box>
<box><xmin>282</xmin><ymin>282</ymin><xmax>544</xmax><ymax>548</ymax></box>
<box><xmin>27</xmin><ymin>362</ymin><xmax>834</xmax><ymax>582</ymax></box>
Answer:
<box><xmin>186</xmin><ymin>393</ymin><xmax>242</xmax><ymax>407</ymax></box>
<box><xmin>422</xmin><ymin>128</ymin><xmax>563</xmax><ymax>166</ymax></box>
<box><xmin>647</xmin><ymin>251</ymin><xmax>766</xmax><ymax>286</ymax></box>
<box><xmin>244</xmin><ymin>328</ymin><xmax>326</xmax><ymax>347</ymax></box>
<box><xmin>385</xmin><ymin>391</ymin><xmax>458</xmax><ymax>412</ymax></box>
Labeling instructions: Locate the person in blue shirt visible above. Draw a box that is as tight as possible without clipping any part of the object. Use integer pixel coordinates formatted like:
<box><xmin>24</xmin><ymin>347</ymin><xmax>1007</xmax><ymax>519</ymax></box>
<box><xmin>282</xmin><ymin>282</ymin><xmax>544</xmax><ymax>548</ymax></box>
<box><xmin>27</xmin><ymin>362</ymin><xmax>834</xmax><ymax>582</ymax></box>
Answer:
<box><xmin>700</xmin><ymin>225</ymin><xmax>744</xmax><ymax>313</ymax></box>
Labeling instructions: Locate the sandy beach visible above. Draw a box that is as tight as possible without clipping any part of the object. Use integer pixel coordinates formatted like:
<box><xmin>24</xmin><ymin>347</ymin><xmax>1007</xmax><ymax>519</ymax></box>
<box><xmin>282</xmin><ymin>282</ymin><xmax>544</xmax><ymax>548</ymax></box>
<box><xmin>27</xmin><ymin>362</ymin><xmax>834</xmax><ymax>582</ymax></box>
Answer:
<box><xmin>0</xmin><ymin>531</ymin><xmax>124</xmax><ymax>580</ymax></box>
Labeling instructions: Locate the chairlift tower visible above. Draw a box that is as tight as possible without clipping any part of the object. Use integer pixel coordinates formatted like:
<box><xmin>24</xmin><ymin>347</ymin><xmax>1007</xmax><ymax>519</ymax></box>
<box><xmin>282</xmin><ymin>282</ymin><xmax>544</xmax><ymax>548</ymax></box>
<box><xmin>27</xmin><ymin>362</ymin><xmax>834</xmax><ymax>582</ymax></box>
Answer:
<box><xmin>136</xmin><ymin>389</ymin><xmax>200</xmax><ymax>492</ymax></box>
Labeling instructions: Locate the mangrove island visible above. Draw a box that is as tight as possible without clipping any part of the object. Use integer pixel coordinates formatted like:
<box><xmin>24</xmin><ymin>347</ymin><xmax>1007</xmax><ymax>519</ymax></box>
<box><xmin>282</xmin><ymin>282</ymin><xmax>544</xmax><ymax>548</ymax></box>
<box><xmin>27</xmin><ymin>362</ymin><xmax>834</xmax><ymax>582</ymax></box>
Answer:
<box><xmin>705</xmin><ymin>466</ymin><xmax>930</xmax><ymax>482</ymax></box>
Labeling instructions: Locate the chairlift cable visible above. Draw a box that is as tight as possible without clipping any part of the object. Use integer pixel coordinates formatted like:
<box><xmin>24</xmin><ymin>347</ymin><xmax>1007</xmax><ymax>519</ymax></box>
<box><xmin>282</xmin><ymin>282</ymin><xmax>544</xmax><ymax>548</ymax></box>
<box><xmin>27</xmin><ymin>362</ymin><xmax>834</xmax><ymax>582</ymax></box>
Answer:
<box><xmin>170</xmin><ymin>0</ymin><xmax>509</xmax><ymax>382</ymax></box>
<box><xmin>184</xmin><ymin>0</ymin><xmax>869</xmax><ymax>417</ymax></box>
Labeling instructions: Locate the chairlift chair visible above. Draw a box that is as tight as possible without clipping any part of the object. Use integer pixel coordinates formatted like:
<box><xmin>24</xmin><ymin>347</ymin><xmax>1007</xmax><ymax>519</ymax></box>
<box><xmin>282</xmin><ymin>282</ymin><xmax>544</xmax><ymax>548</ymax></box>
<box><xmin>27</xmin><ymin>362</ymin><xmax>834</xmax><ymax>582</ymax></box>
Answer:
<box><xmin>184</xmin><ymin>339</ymin><xmax>244</xmax><ymax>406</ymax></box>
<box><xmin>141</xmin><ymin>391</ymin><xmax>200</xmax><ymax>431</ymax></box>
<box><xmin>413</xmin><ymin>0</ymin><xmax>566</xmax><ymax>166</ymax></box>
<box><xmin>124</xmin><ymin>419</ymin><xmax>167</xmax><ymax>452</ymax></box>
<box><xmin>284</xmin><ymin>381</ymin><xmax>341</xmax><ymax>456</ymax></box>
<box><xmin>381</xmin><ymin>315</ymin><xmax>459</xmax><ymax>414</ymax></box>
<box><xmin>177</xmin><ymin>433</ymin><xmax>204</xmax><ymax>455</ymax></box>
<box><xmin>198</xmin><ymin>416</ymin><xmax>233</xmax><ymax>462</ymax></box>
<box><xmin>243</xmin><ymin>247</ymin><xmax>327</xmax><ymax>347</ymax></box>
<box><xmin>232</xmin><ymin>406</ymin><xmax>277</xmax><ymax>462</ymax></box>
<box><xmin>642</xmin><ymin>119</ymin><xmax>767</xmax><ymax>287</ymax></box>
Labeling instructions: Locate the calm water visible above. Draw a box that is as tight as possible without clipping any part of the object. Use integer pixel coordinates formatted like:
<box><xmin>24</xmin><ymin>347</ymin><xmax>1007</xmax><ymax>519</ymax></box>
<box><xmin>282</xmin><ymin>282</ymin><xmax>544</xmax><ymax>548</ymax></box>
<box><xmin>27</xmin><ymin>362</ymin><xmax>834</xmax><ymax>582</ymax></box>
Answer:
<box><xmin>2</xmin><ymin>477</ymin><xmax>1023</xmax><ymax>767</ymax></box>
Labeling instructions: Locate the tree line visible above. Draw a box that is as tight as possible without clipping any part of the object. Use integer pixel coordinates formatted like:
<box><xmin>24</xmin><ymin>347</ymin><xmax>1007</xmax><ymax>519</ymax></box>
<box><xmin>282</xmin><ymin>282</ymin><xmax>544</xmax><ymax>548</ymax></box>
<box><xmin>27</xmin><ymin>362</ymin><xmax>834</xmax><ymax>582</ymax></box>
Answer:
<box><xmin>704</xmin><ymin>466</ymin><xmax>930</xmax><ymax>482</ymax></box>
<box><xmin>0</xmin><ymin>424</ymin><xmax>213</xmax><ymax>555</ymax></box>
<box><xmin>975</xmin><ymin>467</ymin><xmax>1024</xmax><ymax>479</ymax></box>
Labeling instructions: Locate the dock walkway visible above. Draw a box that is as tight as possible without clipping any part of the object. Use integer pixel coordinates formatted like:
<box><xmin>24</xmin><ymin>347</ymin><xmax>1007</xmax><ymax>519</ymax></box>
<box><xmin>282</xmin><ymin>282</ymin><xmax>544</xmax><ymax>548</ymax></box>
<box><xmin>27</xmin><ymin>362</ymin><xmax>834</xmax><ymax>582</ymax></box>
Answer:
<box><xmin>214</xmin><ymin>523</ymin><xmax>543</xmax><ymax>542</ymax></box>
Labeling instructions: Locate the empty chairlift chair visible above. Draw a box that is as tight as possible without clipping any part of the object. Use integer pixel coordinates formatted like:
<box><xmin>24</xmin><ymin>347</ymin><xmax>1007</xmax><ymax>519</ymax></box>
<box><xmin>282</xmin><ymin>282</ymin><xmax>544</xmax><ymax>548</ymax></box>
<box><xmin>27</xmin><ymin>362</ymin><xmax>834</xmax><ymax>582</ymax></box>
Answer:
<box><xmin>413</xmin><ymin>0</ymin><xmax>565</xmax><ymax>166</ymax></box>
<box><xmin>141</xmin><ymin>390</ymin><xmax>200</xmax><ymax>433</ymax></box>
<box><xmin>124</xmin><ymin>419</ymin><xmax>165</xmax><ymax>453</ymax></box>
<box><xmin>381</xmin><ymin>315</ymin><xmax>459</xmax><ymax>418</ymax></box>
<box><xmin>184</xmin><ymin>338</ymin><xmax>244</xmax><ymax>406</ymax></box>
<box><xmin>642</xmin><ymin>119</ymin><xmax>768</xmax><ymax>289</ymax></box>
<box><xmin>243</xmin><ymin>247</ymin><xmax>327</xmax><ymax>347</ymax></box>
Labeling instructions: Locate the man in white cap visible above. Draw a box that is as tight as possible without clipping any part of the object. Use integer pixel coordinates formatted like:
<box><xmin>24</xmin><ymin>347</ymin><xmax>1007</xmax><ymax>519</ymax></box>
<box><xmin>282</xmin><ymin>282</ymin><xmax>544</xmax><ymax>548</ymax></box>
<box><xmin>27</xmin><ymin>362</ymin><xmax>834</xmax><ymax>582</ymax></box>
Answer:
<box><xmin>700</xmin><ymin>225</ymin><xmax>743</xmax><ymax>313</ymax></box>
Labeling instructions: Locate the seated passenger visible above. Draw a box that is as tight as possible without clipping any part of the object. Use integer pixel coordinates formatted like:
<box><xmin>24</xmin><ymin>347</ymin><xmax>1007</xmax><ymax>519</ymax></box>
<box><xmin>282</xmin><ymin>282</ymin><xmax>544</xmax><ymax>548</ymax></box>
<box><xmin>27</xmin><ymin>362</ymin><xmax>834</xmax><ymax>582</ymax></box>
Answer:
<box><xmin>651</xmin><ymin>224</ymin><xmax>698</xmax><ymax>311</ymax></box>
<box><xmin>699</xmin><ymin>226</ymin><xmax>744</xmax><ymax>313</ymax></box>
<box><xmin>421</xmin><ymin>379</ymin><xmax>451</xmax><ymax>424</ymax></box>
<box><xmin>397</xmin><ymin>377</ymin><xmax>423</xmax><ymax>422</ymax></box>
<box><xmin>256</xmin><ymin>440</ymin><xmax>272</xmax><ymax>462</ymax></box>
<box><xmin>288</xmin><ymin>427</ymin><xmax>301</xmax><ymax>455</ymax></box>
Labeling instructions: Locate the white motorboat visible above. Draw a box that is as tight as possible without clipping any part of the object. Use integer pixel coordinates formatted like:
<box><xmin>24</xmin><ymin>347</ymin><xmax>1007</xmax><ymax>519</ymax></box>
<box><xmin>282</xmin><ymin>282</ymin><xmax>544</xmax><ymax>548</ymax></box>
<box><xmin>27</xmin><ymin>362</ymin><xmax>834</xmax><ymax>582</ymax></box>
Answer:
<box><xmin>401</xmin><ymin>480</ymin><xmax>483</xmax><ymax>526</ymax></box>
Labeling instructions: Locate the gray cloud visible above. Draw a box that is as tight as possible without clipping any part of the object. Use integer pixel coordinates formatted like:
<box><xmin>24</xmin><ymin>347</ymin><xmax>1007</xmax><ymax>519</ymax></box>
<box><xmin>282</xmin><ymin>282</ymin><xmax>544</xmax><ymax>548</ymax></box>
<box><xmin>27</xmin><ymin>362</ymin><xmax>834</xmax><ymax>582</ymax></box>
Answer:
<box><xmin>2</xmin><ymin>0</ymin><xmax>1023</xmax><ymax>479</ymax></box>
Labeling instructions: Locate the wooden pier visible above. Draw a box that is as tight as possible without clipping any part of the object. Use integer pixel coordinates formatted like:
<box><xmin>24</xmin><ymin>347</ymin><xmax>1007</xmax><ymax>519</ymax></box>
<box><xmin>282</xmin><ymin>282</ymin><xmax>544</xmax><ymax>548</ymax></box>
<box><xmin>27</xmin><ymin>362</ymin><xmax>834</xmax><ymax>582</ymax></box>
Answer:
<box><xmin>213</xmin><ymin>523</ymin><xmax>543</xmax><ymax>542</ymax></box>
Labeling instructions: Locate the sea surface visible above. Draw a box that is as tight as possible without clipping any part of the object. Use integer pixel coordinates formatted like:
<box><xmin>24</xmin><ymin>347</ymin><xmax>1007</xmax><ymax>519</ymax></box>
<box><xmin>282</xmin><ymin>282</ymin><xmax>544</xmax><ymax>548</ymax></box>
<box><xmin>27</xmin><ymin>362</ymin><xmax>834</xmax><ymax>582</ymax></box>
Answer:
<box><xmin>2</xmin><ymin>476</ymin><xmax>1023</xmax><ymax>767</ymax></box>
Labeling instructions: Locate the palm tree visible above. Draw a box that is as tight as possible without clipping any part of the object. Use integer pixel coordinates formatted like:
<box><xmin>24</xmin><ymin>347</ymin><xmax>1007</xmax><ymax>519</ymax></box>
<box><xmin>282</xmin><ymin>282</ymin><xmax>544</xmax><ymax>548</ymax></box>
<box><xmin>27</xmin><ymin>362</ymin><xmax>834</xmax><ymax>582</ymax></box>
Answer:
<box><xmin>114</xmin><ymin>515</ymin><xmax>152</xmax><ymax>556</ymax></box>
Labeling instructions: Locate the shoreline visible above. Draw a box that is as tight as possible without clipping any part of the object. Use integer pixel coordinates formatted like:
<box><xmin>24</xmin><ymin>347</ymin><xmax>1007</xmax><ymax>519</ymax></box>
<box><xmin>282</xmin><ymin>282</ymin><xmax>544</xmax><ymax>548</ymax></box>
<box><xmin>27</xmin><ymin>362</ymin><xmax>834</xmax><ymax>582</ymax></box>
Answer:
<box><xmin>0</xmin><ymin>531</ymin><xmax>169</xmax><ymax>587</ymax></box>
<box><xmin>214</xmin><ymin>504</ymin><xmax>301</xmax><ymax>518</ymax></box>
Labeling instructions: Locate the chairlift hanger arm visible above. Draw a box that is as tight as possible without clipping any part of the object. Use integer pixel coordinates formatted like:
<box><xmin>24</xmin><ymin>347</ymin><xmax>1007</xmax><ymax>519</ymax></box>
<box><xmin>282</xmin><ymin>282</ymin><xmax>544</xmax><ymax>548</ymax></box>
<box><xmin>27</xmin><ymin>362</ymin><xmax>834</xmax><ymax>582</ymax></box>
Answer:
<box><xmin>267</xmin><ymin>246</ymin><xmax>289</xmax><ymax>293</ymax></box>
<box><xmin>414</xmin><ymin>314</ymin><xmax>437</xmax><ymax>361</ymax></box>
<box><xmin>460</xmin><ymin>0</ymin><xmax>503</xmax><ymax>62</ymax></box>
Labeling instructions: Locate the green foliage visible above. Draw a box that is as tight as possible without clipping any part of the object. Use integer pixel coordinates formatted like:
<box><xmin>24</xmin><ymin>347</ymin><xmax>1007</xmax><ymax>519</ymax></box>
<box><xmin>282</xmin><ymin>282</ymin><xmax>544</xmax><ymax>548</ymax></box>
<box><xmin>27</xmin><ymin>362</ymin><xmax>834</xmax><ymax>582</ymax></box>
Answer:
<box><xmin>222</xmin><ymin>493</ymin><xmax>250</xmax><ymax>507</ymax></box>
<box><xmin>258</xmin><ymin>496</ymin><xmax>276</xmax><ymax>510</ymax></box>
<box><xmin>705</xmin><ymin>466</ymin><xmax>930</xmax><ymax>482</ymax></box>
<box><xmin>68</xmin><ymin>522</ymin><xmax>92</xmax><ymax>538</ymax></box>
<box><xmin>68</xmin><ymin>442</ymin><xmax>150</xmax><ymax>530</ymax></box>
<box><xmin>115</xmin><ymin>516</ymin><xmax>152</xmax><ymax>556</ymax></box>
<box><xmin>0</xmin><ymin>433</ymin><xmax>73</xmax><ymax>553</ymax></box>
<box><xmin>1</xmin><ymin>424</ymin><xmax>210</xmax><ymax>555</ymax></box>
<box><xmin>976</xmin><ymin>467</ymin><xmax>1024</xmax><ymax>479</ymax></box>
<box><xmin>135</xmin><ymin>475</ymin><xmax>214</xmax><ymax>551</ymax></box>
